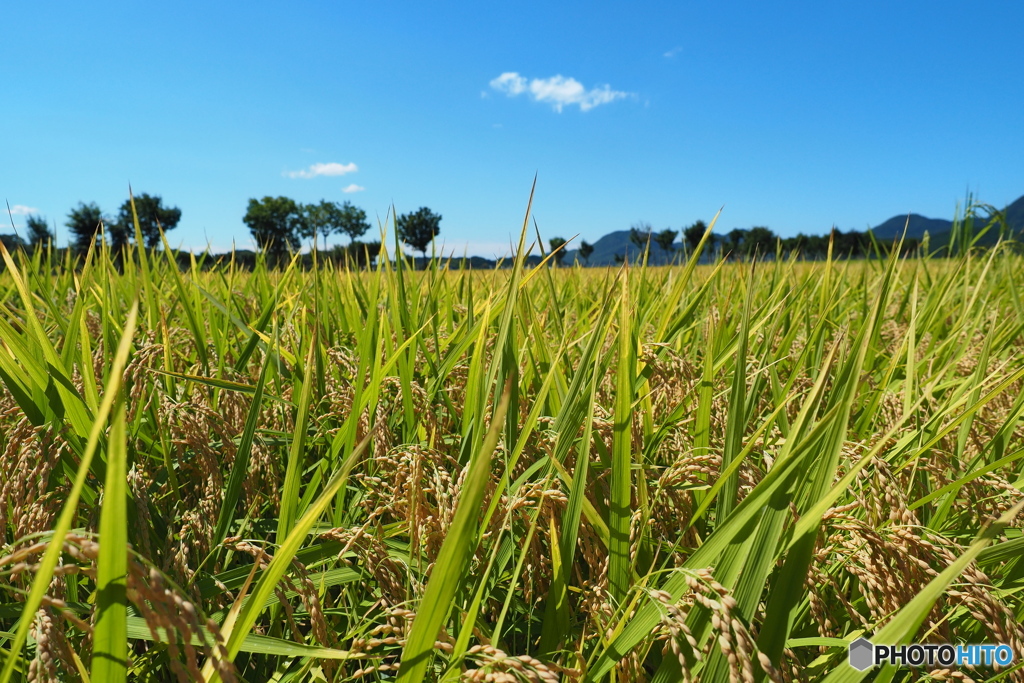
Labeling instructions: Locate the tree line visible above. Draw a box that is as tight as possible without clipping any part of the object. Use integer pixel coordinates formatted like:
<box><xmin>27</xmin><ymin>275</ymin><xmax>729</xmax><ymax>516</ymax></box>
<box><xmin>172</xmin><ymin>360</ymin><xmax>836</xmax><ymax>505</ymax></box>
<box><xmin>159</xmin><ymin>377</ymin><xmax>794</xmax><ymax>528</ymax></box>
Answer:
<box><xmin>6</xmin><ymin>193</ymin><xmax>923</xmax><ymax>269</ymax></box>
<box><xmin>708</xmin><ymin>224</ymin><xmax>920</xmax><ymax>259</ymax></box>
<box><xmin>3</xmin><ymin>193</ymin><xmax>444</xmax><ymax>268</ymax></box>
<box><xmin>0</xmin><ymin>193</ymin><xmax>182</xmax><ymax>254</ymax></box>
<box><xmin>548</xmin><ymin>221</ymin><xmax>921</xmax><ymax>266</ymax></box>
<box><xmin>3</xmin><ymin>194</ymin><xmax>183</xmax><ymax>255</ymax></box>
<box><xmin>241</xmin><ymin>197</ymin><xmax>442</xmax><ymax>266</ymax></box>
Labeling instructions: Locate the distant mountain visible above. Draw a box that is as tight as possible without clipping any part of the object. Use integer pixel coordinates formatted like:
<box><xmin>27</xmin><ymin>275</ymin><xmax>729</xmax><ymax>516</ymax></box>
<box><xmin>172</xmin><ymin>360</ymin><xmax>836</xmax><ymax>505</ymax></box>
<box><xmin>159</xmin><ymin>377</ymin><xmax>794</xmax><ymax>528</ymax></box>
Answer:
<box><xmin>868</xmin><ymin>214</ymin><xmax>953</xmax><ymax>240</ymax></box>
<box><xmin>1005</xmin><ymin>193</ymin><xmax>1024</xmax><ymax>231</ymax></box>
<box><xmin>555</xmin><ymin>194</ymin><xmax>1024</xmax><ymax>266</ymax></box>
<box><xmin>562</xmin><ymin>230</ymin><xmax>682</xmax><ymax>266</ymax></box>
<box><xmin>869</xmin><ymin>194</ymin><xmax>1024</xmax><ymax>243</ymax></box>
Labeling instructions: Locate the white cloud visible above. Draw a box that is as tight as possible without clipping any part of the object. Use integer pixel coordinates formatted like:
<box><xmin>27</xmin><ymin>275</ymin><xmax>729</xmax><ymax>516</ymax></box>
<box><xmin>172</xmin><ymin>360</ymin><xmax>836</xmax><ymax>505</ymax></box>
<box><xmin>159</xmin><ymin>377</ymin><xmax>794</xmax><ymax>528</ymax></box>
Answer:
<box><xmin>663</xmin><ymin>46</ymin><xmax>682</xmax><ymax>58</ymax></box>
<box><xmin>286</xmin><ymin>161</ymin><xmax>358</xmax><ymax>179</ymax></box>
<box><xmin>341</xmin><ymin>184</ymin><xmax>365</xmax><ymax>193</ymax></box>
<box><xmin>8</xmin><ymin>204</ymin><xmax>39</xmax><ymax>215</ymax></box>
<box><xmin>490</xmin><ymin>72</ymin><xmax>528</xmax><ymax>96</ymax></box>
<box><xmin>489</xmin><ymin>72</ymin><xmax>630</xmax><ymax>112</ymax></box>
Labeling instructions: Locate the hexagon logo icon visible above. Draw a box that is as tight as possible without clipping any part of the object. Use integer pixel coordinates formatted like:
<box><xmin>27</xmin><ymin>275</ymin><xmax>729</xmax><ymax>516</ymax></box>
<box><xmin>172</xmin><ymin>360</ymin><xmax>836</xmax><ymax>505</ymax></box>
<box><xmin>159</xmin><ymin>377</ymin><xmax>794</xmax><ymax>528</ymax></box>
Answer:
<box><xmin>849</xmin><ymin>637</ymin><xmax>875</xmax><ymax>671</ymax></box>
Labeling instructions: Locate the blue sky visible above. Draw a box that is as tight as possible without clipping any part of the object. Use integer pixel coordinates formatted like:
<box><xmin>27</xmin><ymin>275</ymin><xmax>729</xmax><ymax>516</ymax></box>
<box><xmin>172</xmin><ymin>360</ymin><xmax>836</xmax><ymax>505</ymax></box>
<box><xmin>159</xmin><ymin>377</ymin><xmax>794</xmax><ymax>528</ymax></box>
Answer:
<box><xmin>4</xmin><ymin>1</ymin><xmax>1023</xmax><ymax>257</ymax></box>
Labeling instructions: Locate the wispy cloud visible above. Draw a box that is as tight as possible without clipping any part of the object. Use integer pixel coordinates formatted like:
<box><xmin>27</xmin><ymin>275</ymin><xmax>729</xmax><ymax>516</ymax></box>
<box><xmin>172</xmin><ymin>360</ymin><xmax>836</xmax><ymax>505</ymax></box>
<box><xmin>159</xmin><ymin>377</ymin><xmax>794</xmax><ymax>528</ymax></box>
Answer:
<box><xmin>286</xmin><ymin>162</ymin><xmax>358</xmax><ymax>179</ymax></box>
<box><xmin>341</xmin><ymin>184</ymin><xmax>365</xmax><ymax>194</ymax></box>
<box><xmin>489</xmin><ymin>72</ymin><xmax>631</xmax><ymax>112</ymax></box>
<box><xmin>663</xmin><ymin>46</ymin><xmax>682</xmax><ymax>58</ymax></box>
<box><xmin>491</xmin><ymin>73</ymin><xmax>529</xmax><ymax>96</ymax></box>
<box><xmin>8</xmin><ymin>204</ymin><xmax>39</xmax><ymax>216</ymax></box>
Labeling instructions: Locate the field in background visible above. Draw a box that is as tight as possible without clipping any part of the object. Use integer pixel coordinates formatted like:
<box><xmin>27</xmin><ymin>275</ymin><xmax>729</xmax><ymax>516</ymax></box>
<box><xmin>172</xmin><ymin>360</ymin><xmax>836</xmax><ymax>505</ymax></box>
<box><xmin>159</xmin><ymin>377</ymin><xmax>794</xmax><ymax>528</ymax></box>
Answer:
<box><xmin>1</xmin><ymin>218</ymin><xmax>1023</xmax><ymax>683</ymax></box>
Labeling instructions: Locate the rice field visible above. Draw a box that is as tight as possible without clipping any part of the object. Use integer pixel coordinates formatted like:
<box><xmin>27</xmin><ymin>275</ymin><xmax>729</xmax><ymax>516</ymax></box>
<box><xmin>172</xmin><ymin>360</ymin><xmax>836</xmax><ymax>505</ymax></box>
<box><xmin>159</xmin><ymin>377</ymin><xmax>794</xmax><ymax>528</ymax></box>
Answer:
<box><xmin>1</xmin><ymin>207</ymin><xmax>1023</xmax><ymax>682</ymax></box>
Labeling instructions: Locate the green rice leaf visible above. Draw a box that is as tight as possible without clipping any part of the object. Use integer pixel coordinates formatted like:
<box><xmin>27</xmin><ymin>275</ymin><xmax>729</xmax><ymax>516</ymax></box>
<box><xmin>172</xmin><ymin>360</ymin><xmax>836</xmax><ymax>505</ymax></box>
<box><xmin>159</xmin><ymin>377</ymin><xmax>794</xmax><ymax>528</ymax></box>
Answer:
<box><xmin>0</xmin><ymin>301</ymin><xmax>138</xmax><ymax>683</ymax></box>
<box><xmin>91</xmin><ymin>403</ymin><xmax>129</xmax><ymax>682</ymax></box>
<box><xmin>396</xmin><ymin>380</ymin><xmax>513</xmax><ymax>683</ymax></box>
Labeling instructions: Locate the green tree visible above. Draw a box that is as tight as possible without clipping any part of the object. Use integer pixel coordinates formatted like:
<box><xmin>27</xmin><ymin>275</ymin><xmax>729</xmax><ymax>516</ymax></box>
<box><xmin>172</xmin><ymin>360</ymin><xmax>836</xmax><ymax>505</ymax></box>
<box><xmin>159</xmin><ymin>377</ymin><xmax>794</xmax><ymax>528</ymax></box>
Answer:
<box><xmin>683</xmin><ymin>220</ymin><xmax>707</xmax><ymax>254</ymax></box>
<box><xmin>334</xmin><ymin>239</ymin><xmax>382</xmax><ymax>268</ymax></box>
<box><xmin>356</xmin><ymin>240</ymin><xmax>383</xmax><ymax>268</ymax></box>
<box><xmin>304</xmin><ymin>200</ymin><xmax>370</xmax><ymax>248</ymax></box>
<box><xmin>115</xmin><ymin>193</ymin><xmax>182</xmax><ymax>248</ymax></box>
<box><xmin>396</xmin><ymin>207</ymin><xmax>442</xmax><ymax>264</ymax></box>
<box><xmin>629</xmin><ymin>221</ymin><xmax>652</xmax><ymax>247</ymax></box>
<box><xmin>782</xmin><ymin>234</ymin><xmax>812</xmax><ymax>258</ymax></box>
<box><xmin>333</xmin><ymin>201</ymin><xmax>371</xmax><ymax>244</ymax></box>
<box><xmin>578</xmin><ymin>240</ymin><xmax>595</xmax><ymax>265</ymax></box>
<box><xmin>745</xmin><ymin>226</ymin><xmax>776</xmax><ymax>256</ymax></box>
<box><xmin>243</xmin><ymin>196</ymin><xmax>306</xmax><ymax>264</ymax></box>
<box><xmin>302</xmin><ymin>202</ymin><xmax>329</xmax><ymax>249</ymax></box>
<box><xmin>726</xmin><ymin>228</ymin><xmax>746</xmax><ymax>258</ymax></box>
<box><xmin>25</xmin><ymin>215</ymin><xmax>53</xmax><ymax>250</ymax></box>
<box><xmin>107</xmin><ymin>221</ymin><xmax>132</xmax><ymax>254</ymax></box>
<box><xmin>66</xmin><ymin>202</ymin><xmax>106</xmax><ymax>254</ymax></box>
<box><xmin>627</xmin><ymin>222</ymin><xmax>653</xmax><ymax>264</ymax></box>
<box><xmin>549</xmin><ymin>237</ymin><xmax>567</xmax><ymax>266</ymax></box>
<box><xmin>654</xmin><ymin>229</ymin><xmax>678</xmax><ymax>262</ymax></box>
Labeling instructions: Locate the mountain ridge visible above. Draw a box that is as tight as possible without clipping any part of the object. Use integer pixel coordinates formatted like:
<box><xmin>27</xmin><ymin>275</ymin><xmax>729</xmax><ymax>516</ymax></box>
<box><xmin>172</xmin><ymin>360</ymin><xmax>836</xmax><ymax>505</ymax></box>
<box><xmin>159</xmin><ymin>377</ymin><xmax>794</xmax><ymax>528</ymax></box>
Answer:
<box><xmin>559</xmin><ymin>193</ymin><xmax>1024</xmax><ymax>265</ymax></box>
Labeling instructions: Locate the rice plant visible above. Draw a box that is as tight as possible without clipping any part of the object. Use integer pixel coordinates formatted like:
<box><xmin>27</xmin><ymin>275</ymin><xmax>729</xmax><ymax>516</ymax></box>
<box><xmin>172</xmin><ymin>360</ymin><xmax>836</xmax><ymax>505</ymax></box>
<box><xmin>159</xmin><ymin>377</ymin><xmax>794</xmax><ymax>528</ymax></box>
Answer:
<box><xmin>0</xmin><ymin>199</ymin><xmax>1023</xmax><ymax>682</ymax></box>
